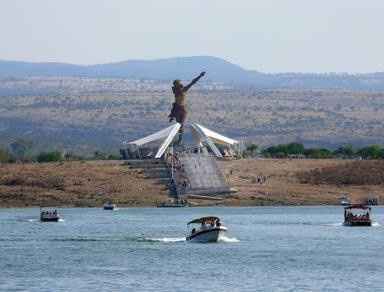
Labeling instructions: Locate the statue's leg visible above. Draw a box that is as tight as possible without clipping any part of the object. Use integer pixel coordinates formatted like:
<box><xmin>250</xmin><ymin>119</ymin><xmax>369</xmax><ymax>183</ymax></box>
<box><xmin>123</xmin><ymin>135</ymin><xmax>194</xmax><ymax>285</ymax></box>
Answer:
<box><xmin>175</xmin><ymin>106</ymin><xmax>186</xmax><ymax>145</ymax></box>
<box><xmin>169</xmin><ymin>103</ymin><xmax>176</xmax><ymax>122</ymax></box>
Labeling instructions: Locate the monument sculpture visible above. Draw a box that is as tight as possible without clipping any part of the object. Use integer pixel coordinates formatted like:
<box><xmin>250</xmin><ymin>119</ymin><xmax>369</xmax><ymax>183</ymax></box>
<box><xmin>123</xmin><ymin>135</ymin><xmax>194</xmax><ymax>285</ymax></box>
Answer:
<box><xmin>123</xmin><ymin>72</ymin><xmax>239</xmax><ymax>200</ymax></box>
<box><xmin>168</xmin><ymin>71</ymin><xmax>205</xmax><ymax>144</ymax></box>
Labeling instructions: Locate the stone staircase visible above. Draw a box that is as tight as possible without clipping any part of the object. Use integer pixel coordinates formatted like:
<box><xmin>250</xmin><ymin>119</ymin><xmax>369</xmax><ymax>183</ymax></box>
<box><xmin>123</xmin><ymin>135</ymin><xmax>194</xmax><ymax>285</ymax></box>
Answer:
<box><xmin>174</xmin><ymin>153</ymin><xmax>232</xmax><ymax>197</ymax></box>
<box><xmin>124</xmin><ymin>155</ymin><xmax>233</xmax><ymax>200</ymax></box>
<box><xmin>124</xmin><ymin>159</ymin><xmax>176</xmax><ymax>196</ymax></box>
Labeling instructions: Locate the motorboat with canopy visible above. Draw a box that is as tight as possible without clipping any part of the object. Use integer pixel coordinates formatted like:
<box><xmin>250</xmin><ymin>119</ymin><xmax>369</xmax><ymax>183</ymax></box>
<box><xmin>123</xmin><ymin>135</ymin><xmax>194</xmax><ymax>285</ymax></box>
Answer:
<box><xmin>186</xmin><ymin>216</ymin><xmax>227</xmax><ymax>242</ymax></box>
<box><xmin>40</xmin><ymin>207</ymin><xmax>60</xmax><ymax>222</ymax></box>
<box><xmin>344</xmin><ymin>204</ymin><xmax>372</xmax><ymax>226</ymax></box>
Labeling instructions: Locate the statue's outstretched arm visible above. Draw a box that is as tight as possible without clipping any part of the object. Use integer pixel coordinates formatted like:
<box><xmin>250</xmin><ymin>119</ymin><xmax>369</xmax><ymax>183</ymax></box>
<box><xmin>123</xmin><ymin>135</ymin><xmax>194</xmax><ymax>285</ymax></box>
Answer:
<box><xmin>184</xmin><ymin>72</ymin><xmax>206</xmax><ymax>92</ymax></box>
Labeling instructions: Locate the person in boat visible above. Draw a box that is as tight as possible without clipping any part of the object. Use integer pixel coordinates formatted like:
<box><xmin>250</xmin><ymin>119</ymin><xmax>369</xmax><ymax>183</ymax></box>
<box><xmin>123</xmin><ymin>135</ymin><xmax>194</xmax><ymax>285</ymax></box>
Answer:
<box><xmin>201</xmin><ymin>222</ymin><xmax>207</xmax><ymax>231</ymax></box>
<box><xmin>168</xmin><ymin>72</ymin><xmax>206</xmax><ymax>144</ymax></box>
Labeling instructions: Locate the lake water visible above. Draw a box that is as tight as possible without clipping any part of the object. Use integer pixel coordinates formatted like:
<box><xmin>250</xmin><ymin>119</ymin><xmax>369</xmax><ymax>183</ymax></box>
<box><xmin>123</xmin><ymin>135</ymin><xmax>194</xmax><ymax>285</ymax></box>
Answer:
<box><xmin>0</xmin><ymin>207</ymin><xmax>383</xmax><ymax>292</ymax></box>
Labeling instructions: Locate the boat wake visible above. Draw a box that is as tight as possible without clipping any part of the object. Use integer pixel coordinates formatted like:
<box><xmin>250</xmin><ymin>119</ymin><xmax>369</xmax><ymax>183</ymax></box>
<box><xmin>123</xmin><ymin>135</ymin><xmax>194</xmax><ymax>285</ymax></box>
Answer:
<box><xmin>145</xmin><ymin>237</ymin><xmax>186</xmax><ymax>243</ymax></box>
<box><xmin>326</xmin><ymin>222</ymin><xmax>344</xmax><ymax>227</ymax></box>
<box><xmin>326</xmin><ymin>222</ymin><xmax>381</xmax><ymax>227</ymax></box>
<box><xmin>145</xmin><ymin>236</ymin><xmax>240</xmax><ymax>243</ymax></box>
<box><xmin>218</xmin><ymin>235</ymin><xmax>240</xmax><ymax>243</ymax></box>
<box><xmin>26</xmin><ymin>218</ymin><xmax>64</xmax><ymax>223</ymax></box>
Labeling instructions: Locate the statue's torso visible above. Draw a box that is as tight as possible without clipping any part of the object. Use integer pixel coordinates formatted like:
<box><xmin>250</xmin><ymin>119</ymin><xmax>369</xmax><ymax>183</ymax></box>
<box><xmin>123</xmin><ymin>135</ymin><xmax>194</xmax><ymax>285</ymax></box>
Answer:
<box><xmin>174</xmin><ymin>87</ymin><xmax>187</xmax><ymax>106</ymax></box>
<box><xmin>175</xmin><ymin>93</ymin><xmax>186</xmax><ymax>106</ymax></box>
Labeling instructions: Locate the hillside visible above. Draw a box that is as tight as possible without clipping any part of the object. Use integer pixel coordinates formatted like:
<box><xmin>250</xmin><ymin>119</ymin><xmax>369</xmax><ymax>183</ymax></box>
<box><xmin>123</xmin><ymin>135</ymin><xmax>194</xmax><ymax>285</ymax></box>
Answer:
<box><xmin>2</xmin><ymin>56</ymin><xmax>384</xmax><ymax>90</ymax></box>
<box><xmin>1</xmin><ymin>80</ymin><xmax>384</xmax><ymax>153</ymax></box>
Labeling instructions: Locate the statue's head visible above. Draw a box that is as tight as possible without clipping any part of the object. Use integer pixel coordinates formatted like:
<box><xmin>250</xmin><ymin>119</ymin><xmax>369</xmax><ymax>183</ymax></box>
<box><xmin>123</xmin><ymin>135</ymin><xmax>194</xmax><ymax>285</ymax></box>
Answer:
<box><xmin>173</xmin><ymin>79</ymin><xmax>183</xmax><ymax>89</ymax></box>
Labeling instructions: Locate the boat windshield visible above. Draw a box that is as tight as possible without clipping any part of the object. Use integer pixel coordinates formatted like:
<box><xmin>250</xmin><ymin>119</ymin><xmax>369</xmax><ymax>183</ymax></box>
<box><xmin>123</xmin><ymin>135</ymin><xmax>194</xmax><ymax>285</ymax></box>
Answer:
<box><xmin>345</xmin><ymin>209</ymin><xmax>370</xmax><ymax>220</ymax></box>
<box><xmin>187</xmin><ymin>216</ymin><xmax>220</xmax><ymax>225</ymax></box>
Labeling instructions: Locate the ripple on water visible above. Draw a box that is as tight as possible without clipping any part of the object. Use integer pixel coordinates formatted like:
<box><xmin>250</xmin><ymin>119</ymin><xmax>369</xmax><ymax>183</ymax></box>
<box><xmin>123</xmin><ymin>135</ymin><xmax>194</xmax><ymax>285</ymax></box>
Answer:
<box><xmin>0</xmin><ymin>206</ymin><xmax>383</xmax><ymax>292</ymax></box>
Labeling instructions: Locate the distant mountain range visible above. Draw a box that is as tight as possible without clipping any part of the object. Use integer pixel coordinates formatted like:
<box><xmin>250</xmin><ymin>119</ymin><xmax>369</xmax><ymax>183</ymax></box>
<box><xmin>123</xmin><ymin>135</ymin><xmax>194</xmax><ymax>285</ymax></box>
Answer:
<box><xmin>1</xmin><ymin>56</ymin><xmax>384</xmax><ymax>90</ymax></box>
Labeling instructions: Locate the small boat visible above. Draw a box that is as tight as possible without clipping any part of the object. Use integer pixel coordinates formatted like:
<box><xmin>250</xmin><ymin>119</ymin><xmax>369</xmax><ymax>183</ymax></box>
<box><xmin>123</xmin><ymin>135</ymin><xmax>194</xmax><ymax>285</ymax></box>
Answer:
<box><xmin>103</xmin><ymin>202</ymin><xmax>116</xmax><ymax>210</ymax></box>
<box><xmin>344</xmin><ymin>204</ymin><xmax>372</xmax><ymax>226</ymax></box>
<box><xmin>186</xmin><ymin>216</ymin><xmax>227</xmax><ymax>243</ymax></box>
<box><xmin>339</xmin><ymin>195</ymin><xmax>351</xmax><ymax>206</ymax></box>
<box><xmin>40</xmin><ymin>208</ymin><xmax>60</xmax><ymax>222</ymax></box>
<box><xmin>157</xmin><ymin>198</ymin><xmax>188</xmax><ymax>208</ymax></box>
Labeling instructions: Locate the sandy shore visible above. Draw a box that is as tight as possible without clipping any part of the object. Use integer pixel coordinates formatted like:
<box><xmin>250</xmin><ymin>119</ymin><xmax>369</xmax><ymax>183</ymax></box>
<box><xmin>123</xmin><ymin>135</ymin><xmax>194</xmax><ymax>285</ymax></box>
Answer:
<box><xmin>0</xmin><ymin>159</ymin><xmax>382</xmax><ymax>207</ymax></box>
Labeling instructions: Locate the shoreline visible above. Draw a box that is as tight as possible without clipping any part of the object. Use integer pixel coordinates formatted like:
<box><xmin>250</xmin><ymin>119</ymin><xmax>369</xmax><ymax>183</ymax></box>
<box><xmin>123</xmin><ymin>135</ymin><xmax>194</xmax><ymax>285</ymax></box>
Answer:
<box><xmin>0</xmin><ymin>159</ymin><xmax>382</xmax><ymax>208</ymax></box>
<box><xmin>1</xmin><ymin>204</ymin><xmax>381</xmax><ymax>209</ymax></box>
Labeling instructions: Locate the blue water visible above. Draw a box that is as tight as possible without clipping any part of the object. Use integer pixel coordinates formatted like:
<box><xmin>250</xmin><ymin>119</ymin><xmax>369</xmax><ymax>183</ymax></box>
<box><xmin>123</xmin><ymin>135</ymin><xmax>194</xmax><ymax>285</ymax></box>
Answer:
<box><xmin>0</xmin><ymin>207</ymin><xmax>383</xmax><ymax>292</ymax></box>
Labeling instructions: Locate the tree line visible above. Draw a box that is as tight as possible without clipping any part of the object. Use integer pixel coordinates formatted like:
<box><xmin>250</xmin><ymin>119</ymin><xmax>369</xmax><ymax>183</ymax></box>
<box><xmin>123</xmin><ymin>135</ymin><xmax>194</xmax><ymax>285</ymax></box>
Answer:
<box><xmin>0</xmin><ymin>140</ymin><xmax>119</xmax><ymax>163</ymax></box>
<box><xmin>1</xmin><ymin>139</ymin><xmax>384</xmax><ymax>163</ymax></box>
<box><xmin>243</xmin><ymin>143</ymin><xmax>384</xmax><ymax>159</ymax></box>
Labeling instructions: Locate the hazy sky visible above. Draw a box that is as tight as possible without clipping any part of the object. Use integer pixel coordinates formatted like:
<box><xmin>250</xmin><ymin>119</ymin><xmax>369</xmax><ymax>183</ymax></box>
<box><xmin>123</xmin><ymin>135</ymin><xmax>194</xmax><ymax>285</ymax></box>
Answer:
<box><xmin>1</xmin><ymin>0</ymin><xmax>383</xmax><ymax>73</ymax></box>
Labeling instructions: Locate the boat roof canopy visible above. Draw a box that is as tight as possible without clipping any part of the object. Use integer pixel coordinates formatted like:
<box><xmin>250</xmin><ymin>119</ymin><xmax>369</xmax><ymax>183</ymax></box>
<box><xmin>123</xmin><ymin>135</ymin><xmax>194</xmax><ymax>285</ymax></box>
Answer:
<box><xmin>344</xmin><ymin>204</ymin><xmax>371</xmax><ymax>210</ymax></box>
<box><xmin>187</xmin><ymin>216</ymin><xmax>220</xmax><ymax>225</ymax></box>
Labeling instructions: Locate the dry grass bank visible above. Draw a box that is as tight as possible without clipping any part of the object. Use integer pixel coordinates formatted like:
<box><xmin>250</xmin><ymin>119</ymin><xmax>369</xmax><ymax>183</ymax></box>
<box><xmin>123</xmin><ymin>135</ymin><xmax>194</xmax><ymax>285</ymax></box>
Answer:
<box><xmin>0</xmin><ymin>161</ymin><xmax>168</xmax><ymax>207</ymax></box>
<box><xmin>218</xmin><ymin>159</ymin><xmax>383</xmax><ymax>206</ymax></box>
<box><xmin>0</xmin><ymin>159</ymin><xmax>382</xmax><ymax>207</ymax></box>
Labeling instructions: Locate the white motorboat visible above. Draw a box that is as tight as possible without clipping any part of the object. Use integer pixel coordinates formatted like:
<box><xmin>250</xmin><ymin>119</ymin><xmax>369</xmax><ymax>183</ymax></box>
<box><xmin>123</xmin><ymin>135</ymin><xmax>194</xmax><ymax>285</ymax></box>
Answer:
<box><xmin>339</xmin><ymin>195</ymin><xmax>351</xmax><ymax>206</ymax></box>
<box><xmin>186</xmin><ymin>216</ymin><xmax>227</xmax><ymax>243</ymax></box>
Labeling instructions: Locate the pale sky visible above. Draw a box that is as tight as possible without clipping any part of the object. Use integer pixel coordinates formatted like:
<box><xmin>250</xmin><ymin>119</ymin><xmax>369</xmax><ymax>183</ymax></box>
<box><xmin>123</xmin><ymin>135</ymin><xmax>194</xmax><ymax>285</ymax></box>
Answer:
<box><xmin>1</xmin><ymin>0</ymin><xmax>383</xmax><ymax>73</ymax></box>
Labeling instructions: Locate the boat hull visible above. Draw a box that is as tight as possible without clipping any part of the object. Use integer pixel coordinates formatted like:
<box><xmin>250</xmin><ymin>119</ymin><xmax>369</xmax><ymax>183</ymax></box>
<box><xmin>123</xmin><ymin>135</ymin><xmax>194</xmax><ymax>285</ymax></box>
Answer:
<box><xmin>343</xmin><ymin>220</ymin><xmax>372</xmax><ymax>227</ymax></box>
<box><xmin>103</xmin><ymin>205</ymin><xmax>116</xmax><ymax>210</ymax></box>
<box><xmin>157</xmin><ymin>203</ymin><xmax>187</xmax><ymax>208</ymax></box>
<box><xmin>186</xmin><ymin>227</ymin><xmax>226</xmax><ymax>243</ymax></box>
<box><xmin>40</xmin><ymin>217</ymin><xmax>60</xmax><ymax>222</ymax></box>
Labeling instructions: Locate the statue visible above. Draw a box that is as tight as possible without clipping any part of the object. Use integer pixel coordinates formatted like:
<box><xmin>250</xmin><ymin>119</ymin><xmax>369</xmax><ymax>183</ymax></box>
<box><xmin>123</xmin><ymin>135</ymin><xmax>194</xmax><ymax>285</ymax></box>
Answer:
<box><xmin>168</xmin><ymin>71</ymin><xmax>206</xmax><ymax>144</ymax></box>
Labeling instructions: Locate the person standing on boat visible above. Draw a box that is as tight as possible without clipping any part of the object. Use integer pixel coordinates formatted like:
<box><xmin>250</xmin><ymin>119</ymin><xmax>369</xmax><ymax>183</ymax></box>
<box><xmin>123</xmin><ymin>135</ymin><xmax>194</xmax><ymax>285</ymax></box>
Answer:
<box><xmin>168</xmin><ymin>71</ymin><xmax>206</xmax><ymax>143</ymax></box>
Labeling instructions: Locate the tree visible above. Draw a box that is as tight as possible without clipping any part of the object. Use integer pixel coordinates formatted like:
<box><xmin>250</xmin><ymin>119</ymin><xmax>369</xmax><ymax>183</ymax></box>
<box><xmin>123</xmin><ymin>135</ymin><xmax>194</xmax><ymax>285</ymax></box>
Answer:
<box><xmin>8</xmin><ymin>139</ymin><xmax>33</xmax><ymax>161</ymax></box>
<box><xmin>0</xmin><ymin>148</ymin><xmax>11</xmax><ymax>163</ymax></box>
<box><xmin>334</xmin><ymin>144</ymin><xmax>355</xmax><ymax>157</ymax></box>
<box><xmin>93</xmin><ymin>151</ymin><xmax>107</xmax><ymax>160</ymax></box>
<box><xmin>304</xmin><ymin>148</ymin><xmax>333</xmax><ymax>159</ymax></box>
<box><xmin>286</xmin><ymin>143</ymin><xmax>305</xmax><ymax>155</ymax></box>
<box><xmin>37</xmin><ymin>151</ymin><xmax>63</xmax><ymax>163</ymax></box>
<box><xmin>243</xmin><ymin>143</ymin><xmax>259</xmax><ymax>158</ymax></box>
<box><xmin>357</xmin><ymin>145</ymin><xmax>382</xmax><ymax>159</ymax></box>
<box><xmin>262</xmin><ymin>143</ymin><xmax>304</xmax><ymax>157</ymax></box>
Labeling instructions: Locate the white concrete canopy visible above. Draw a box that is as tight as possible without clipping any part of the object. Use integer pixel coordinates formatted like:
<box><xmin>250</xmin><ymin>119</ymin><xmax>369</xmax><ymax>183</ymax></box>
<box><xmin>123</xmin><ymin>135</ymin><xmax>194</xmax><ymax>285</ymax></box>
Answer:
<box><xmin>124</xmin><ymin>122</ymin><xmax>239</xmax><ymax>159</ymax></box>
<box><xmin>192</xmin><ymin>123</ymin><xmax>238</xmax><ymax>145</ymax></box>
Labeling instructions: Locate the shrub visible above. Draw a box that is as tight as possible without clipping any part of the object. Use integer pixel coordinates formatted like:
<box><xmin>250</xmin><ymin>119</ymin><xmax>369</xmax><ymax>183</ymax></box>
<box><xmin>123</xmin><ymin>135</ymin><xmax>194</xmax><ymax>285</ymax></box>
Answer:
<box><xmin>37</xmin><ymin>151</ymin><xmax>63</xmax><ymax>163</ymax></box>
<box><xmin>8</xmin><ymin>139</ymin><xmax>33</xmax><ymax>161</ymax></box>
<box><xmin>64</xmin><ymin>152</ymin><xmax>84</xmax><ymax>161</ymax></box>
<box><xmin>262</xmin><ymin>143</ymin><xmax>304</xmax><ymax>158</ymax></box>
<box><xmin>304</xmin><ymin>148</ymin><xmax>333</xmax><ymax>159</ymax></box>
<box><xmin>242</xmin><ymin>143</ymin><xmax>259</xmax><ymax>158</ymax></box>
<box><xmin>333</xmin><ymin>144</ymin><xmax>355</xmax><ymax>157</ymax></box>
<box><xmin>0</xmin><ymin>148</ymin><xmax>11</xmax><ymax>163</ymax></box>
